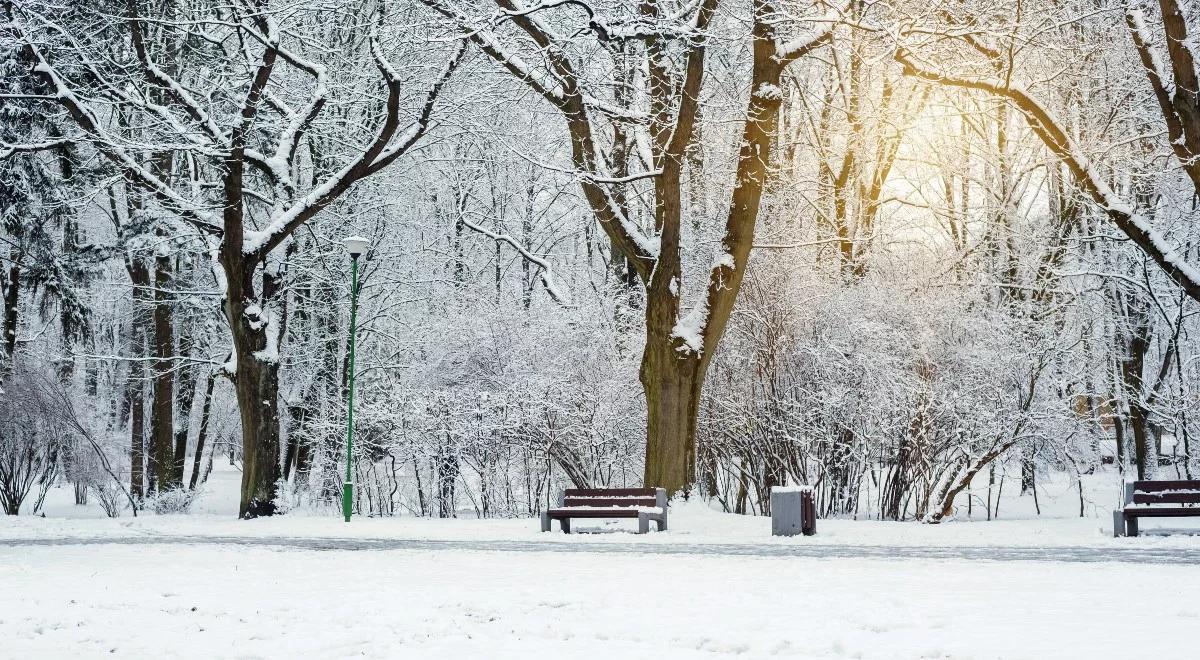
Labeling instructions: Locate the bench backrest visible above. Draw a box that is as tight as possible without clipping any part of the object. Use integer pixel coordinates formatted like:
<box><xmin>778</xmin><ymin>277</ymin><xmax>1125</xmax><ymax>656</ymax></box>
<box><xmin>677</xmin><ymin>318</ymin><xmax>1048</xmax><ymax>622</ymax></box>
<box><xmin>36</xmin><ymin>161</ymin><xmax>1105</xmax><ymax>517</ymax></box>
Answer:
<box><xmin>563</xmin><ymin>488</ymin><xmax>665</xmax><ymax>508</ymax></box>
<box><xmin>1128</xmin><ymin>480</ymin><xmax>1200</xmax><ymax>505</ymax></box>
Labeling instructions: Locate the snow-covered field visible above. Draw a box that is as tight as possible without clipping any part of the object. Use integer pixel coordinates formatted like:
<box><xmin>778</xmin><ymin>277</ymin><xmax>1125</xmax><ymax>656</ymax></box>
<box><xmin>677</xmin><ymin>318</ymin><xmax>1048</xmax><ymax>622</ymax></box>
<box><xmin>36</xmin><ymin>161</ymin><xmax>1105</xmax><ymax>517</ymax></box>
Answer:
<box><xmin>3</xmin><ymin>465</ymin><xmax>1199</xmax><ymax>659</ymax></box>
<box><xmin>6</xmin><ymin>540</ymin><xmax>1200</xmax><ymax>659</ymax></box>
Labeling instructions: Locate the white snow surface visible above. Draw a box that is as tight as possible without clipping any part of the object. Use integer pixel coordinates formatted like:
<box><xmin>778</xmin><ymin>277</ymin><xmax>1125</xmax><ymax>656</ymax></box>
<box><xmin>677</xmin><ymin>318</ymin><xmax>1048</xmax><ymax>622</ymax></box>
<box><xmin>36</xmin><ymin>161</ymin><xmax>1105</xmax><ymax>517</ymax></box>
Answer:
<box><xmin>772</xmin><ymin>485</ymin><xmax>814</xmax><ymax>493</ymax></box>
<box><xmin>3</xmin><ymin>466</ymin><xmax>1200</xmax><ymax>658</ymax></box>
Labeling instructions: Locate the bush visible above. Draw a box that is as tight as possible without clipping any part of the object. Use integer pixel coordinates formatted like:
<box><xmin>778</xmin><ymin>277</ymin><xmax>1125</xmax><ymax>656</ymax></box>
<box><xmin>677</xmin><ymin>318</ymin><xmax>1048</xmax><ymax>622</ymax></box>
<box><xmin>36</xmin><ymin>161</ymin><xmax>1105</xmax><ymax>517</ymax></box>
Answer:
<box><xmin>0</xmin><ymin>371</ymin><xmax>65</xmax><ymax>515</ymax></box>
<box><xmin>91</xmin><ymin>481</ymin><xmax>130</xmax><ymax>518</ymax></box>
<box><xmin>147</xmin><ymin>487</ymin><xmax>194</xmax><ymax>514</ymax></box>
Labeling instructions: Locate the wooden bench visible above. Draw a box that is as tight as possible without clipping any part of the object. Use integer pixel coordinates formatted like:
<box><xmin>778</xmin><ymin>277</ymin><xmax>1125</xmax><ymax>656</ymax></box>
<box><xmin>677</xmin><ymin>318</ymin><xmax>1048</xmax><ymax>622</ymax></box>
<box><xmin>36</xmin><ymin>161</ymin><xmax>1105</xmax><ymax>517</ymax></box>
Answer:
<box><xmin>1113</xmin><ymin>480</ymin><xmax>1200</xmax><ymax>537</ymax></box>
<box><xmin>540</xmin><ymin>487</ymin><xmax>667</xmax><ymax>534</ymax></box>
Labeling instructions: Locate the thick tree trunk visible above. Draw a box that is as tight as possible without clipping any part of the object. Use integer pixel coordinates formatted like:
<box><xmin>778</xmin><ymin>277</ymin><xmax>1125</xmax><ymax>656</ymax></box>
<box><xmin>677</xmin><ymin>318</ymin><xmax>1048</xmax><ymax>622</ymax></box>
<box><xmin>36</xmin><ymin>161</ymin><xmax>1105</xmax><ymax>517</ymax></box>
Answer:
<box><xmin>222</xmin><ymin>241</ymin><xmax>285</xmax><ymax>517</ymax></box>
<box><xmin>1129</xmin><ymin>405</ymin><xmax>1152</xmax><ymax>480</ymax></box>
<box><xmin>233</xmin><ymin>352</ymin><xmax>282</xmax><ymax>517</ymax></box>
<box><xmin>150</xmin><ymin>239</ymin><xmax>177</xmax><ymax>491</ymax></box>
<box><xmin>129</xmin><ymin>377</ymin><xmax>147</xmax><ymax>497</ymax></box>
<box><xmin>640</xmin><ymin>347</ymin><xmax>703</xmax><ymax>494</ymax></box>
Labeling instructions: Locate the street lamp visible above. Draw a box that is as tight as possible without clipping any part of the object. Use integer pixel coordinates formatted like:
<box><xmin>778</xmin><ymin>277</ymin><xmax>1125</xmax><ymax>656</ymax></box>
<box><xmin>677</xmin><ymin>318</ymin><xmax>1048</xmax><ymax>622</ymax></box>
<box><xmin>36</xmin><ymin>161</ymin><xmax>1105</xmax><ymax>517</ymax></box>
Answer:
<box><xmin>342</xmin><ymin>236</ymin><xmax>369</xmax><ymax>522</ymax></box>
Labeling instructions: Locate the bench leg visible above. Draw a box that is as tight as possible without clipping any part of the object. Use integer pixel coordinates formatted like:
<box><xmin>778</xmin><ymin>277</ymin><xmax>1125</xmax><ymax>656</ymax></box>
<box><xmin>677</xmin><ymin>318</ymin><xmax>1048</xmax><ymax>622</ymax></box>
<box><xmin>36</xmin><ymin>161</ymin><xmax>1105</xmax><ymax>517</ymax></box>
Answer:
<box><xmin>1127</xmin><ymin>516</ymin><xmax>1138</xmax><ymax>538</ymax></box>
<box><xmin>638</xmin><ymin>514</ymin><xmax>649</xmax><ymax>534</ymax></box>
<box><xmin>657</xmin><ymin>516</ymin><xmax>666</xmax><ymax>532</ymax></box>
<box><xmin>541</xmin><ymin>512</ymin><xmax>550</xmax><ymax>533</ymax></box>
<box><xmin>1112</xmin><ymin>510</ymin><xmax>1124</xmax><ymax>538</ymax></box>
<box><xmin>560</xmin><ymin>518</ymin><xmax>571</xmax><ymax>534</ymax></box>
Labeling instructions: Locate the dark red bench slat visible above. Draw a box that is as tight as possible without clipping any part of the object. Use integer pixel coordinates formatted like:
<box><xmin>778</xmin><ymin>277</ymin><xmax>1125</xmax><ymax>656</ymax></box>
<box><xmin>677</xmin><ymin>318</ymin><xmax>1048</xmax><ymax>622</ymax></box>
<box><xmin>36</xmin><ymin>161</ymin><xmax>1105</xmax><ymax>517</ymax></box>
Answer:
<box><xmin>564</xmin><ymin>488</ymin><xmax>655</xmax><ymax>497</ymax></box>
<box><xmin>1132</xmin><ymin>480</ymin><xmax>1200</xmax><ymax>492</ymax></box>
<box><xmin>563</xmin><ymin>497</ymin><xmax>657</xmax><ymax>507</ymax></box>
<box><xmin>1124</xmin><ymin>507</ymin><xmax>1200</xmax><ymax>517</ymax></box>
<box><xmin>547</xmin><ymin>509</ymin><xmax>641</xmax><ymax>519</ymax></box>
<box><xmin>1132</xmin><ymin>492</ymin><xmax>1200</xmax><ymax>504</ymax></box>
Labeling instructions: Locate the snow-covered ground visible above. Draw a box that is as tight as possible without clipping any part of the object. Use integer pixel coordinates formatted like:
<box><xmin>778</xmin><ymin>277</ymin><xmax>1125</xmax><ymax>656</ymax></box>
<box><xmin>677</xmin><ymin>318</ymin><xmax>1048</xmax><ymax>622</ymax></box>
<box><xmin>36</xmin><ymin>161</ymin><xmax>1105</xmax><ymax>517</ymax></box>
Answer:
<box><xmin>3</xmin><ymin>465</ymin><xmax>1199</xmax><ymax>658</ymax></box>
<box><xmin>6</xmin><ymin>540</ymin><xmax>1200</xmax><ymax>659</ymax></box>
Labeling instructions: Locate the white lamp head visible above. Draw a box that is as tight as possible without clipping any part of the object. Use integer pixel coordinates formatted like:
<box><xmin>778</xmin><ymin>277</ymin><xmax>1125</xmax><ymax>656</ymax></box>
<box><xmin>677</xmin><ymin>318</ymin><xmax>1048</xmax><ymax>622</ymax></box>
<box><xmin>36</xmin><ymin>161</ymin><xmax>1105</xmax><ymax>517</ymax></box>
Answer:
<box><xmin>343</xmin><ymin>236</ymin><xmax>370</xmax><ymax>259</ymax></box>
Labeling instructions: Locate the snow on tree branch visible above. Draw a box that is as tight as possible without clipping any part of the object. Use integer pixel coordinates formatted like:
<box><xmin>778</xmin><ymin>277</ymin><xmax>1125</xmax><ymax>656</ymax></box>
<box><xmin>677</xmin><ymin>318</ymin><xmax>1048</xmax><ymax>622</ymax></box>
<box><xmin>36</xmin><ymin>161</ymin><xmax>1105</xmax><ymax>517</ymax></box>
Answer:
<box><xmin>896</xmin><ymin>47</ymin><xmax>1200</xmax><ymax>304</ymax></box>
<box><xmin>458</xmin><ymin>214</ymin><xmax>573</xmax><ymax>307</ymax></box>
<box><xmin>243</xmin><ymin>38</ymin><xmax>467</xmax><ymax>260</ymax></box>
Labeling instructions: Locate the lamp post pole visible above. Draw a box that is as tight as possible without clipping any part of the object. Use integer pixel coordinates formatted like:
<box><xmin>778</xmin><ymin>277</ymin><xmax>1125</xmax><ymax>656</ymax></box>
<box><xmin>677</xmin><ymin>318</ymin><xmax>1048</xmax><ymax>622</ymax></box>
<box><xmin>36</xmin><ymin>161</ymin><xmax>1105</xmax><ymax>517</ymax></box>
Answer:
<box><xmin>342</xmin><ymin>237</ymin><xmax>369</xmax><ymax>522</ymax></box>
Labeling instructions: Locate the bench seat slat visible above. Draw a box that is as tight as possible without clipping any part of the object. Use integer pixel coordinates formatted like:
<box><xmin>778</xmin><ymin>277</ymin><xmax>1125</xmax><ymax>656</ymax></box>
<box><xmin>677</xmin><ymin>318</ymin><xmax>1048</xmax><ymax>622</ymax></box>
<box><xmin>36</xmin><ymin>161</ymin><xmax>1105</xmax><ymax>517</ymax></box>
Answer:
<box><xmin>1132</xmin><ymin>480</ymin><xmax>1200</xmax><ymax>492</ymax></box>
<box><xmin>1132</xmin><ymin>492</ymin><xmax>1200</xmax><ymax>504</ymax></box>
<box><xmin>547</xmin><ymin>508</ymin><xmax>660</xmax><ymax>519</ymax></box>
<box><xmin>563</xmin><ymin>497</ymin><xmax>657</xmax><ymax>507</ymax></box>
<box><xmin>1123</xmin><ymin>506</ymin><xmax>1200</xmax><ymax>517</ymax></box>
<box><xmin>564</xmin><ymin>488</ymin><xmax>656</xmax><ymax>497</ymax></box>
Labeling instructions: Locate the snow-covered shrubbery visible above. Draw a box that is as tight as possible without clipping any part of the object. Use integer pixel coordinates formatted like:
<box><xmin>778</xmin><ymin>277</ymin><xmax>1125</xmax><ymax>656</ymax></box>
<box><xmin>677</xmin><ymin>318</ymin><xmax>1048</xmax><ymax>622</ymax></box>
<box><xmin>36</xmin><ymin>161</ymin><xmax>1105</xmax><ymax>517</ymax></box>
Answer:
<box><xmin>699</xmin><ymin>268</ymin><xmax>1102</xmax><ymax>520</ymax></box>
<box><xmin>146</xmin><ymin>488</ymin><xmax>194</xmax><ymax>515</ymax></box>
<box><xmin>0</xmin><ymin>372</ymin><xmax>63</xmax><ymax>515</ymax></box>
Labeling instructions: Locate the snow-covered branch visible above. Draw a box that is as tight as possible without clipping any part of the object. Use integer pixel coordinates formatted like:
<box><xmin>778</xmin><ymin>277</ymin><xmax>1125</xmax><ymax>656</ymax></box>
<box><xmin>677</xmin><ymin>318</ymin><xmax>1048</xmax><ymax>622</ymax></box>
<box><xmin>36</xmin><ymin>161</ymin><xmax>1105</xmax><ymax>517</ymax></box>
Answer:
<box><xmin>244</xmin><ymin>38</ymin><xmax>467</xmax><ymax>259</ymax></box>
<box><xmin>0</xmin><ymin>138</ymin><xmax>73</xmax><ymax>159</ymax></box>
<box><xmin>896</xmin><ymin>48</ymin><xmax>1200</xmax><ymax>304</ymax></box>
<box><xmin>458</xmin><ymin>214</ymin><xmax>573</xmax><ymax>306</ymax></box>
<box><xmin>17</xmin><ymin>31</ymin><xmax>220</xmax><ymax>235</ymax></box>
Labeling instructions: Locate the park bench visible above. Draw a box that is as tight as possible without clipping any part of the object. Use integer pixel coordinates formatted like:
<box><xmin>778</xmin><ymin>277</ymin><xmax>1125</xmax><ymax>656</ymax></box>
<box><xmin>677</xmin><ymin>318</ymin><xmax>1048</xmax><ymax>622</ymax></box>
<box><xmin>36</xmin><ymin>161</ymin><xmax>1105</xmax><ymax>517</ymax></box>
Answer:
<box><xmin>540</xmin><ymin>487</ymin><xmax>668</xmax><ymax>534</ymax></box>
<box><xmin>1113</xmin><ymin>480</ymin><xmax>1200</xmax><ymax>537</ymax></box>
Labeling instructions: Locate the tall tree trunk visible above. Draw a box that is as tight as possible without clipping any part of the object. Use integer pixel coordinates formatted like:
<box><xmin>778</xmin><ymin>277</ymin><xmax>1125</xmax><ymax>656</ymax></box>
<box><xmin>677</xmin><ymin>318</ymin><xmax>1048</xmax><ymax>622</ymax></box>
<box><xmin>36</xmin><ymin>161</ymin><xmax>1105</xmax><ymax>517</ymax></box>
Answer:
<box><xmin>232</xmin><ymin>344</ymin><xmax>282</xmax><ymax>518</ymax></box>
<box><xmin>1113</xmin><ymin>391</ymin><xmax>1127</xmax><ymax>473</ymax></box>
<box><xmin>994</xmin><ymin>103</ymin><xmax>1020</xmax><ymax>304</ymax></box>
<box><xmin>188</xmin><ymin>372</ymin><xmax>215</xmax><ymax>490</ymax></box>
<box><xmin>127</xmin><ymin>257</ymin><xmax>151</xmax><ymax>499</ymax></box>
<box><xmin>1020</xmin><ymin>451</ymin><xmax>1036</xmax><ymax>494</ymax></box>
<box><xmin>221</xmin><ymin>233</ymin><xmax>285</xmax><ymax>517</ymax></box>
<box><xmin>172</xmin><ymin>354</ymin><xmax>198</xmax><ymax>486</ymax></box>
<box><xmin>640</xmin><ymin>321</ymin><xmax>703</xmax><ymax>491</ymax></box>
<box><xmin>1119</xmin><ymin>304</ymin><xmax>1153</xmax><ymax>480</ymax></box>
<box><xmin>437</xmin><ymin>441</ymin><xmax>458</xmax><ymax>518</ymax></box>
<box><xmin>2</xmin><ymin>253</ymin><xmax>17</xmax><ymax>363</ymax></box>
<box><xmin>150</xmin><ymin>232</ymin><xmax>177</xmax><ymax>491</ymax></box>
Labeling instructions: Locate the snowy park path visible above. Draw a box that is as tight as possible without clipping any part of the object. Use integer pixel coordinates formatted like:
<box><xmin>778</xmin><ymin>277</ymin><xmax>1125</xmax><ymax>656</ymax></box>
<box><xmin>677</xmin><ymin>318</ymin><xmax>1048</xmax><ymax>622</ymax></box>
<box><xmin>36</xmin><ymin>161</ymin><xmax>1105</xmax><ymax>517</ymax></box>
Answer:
<box><xmin>7</xmin><ymin>495</ymin><xmax>1200</xmax><ymax>659</ymax></box>
<box><xmin>6</xmin><ymin>533</ymin><xmax>1200</xmax><ymax>564</ymax></box>
<box><xmin>5</xmin><ymin>535</ymin><xmax>1200</xmax><ymax>659</ymax></box>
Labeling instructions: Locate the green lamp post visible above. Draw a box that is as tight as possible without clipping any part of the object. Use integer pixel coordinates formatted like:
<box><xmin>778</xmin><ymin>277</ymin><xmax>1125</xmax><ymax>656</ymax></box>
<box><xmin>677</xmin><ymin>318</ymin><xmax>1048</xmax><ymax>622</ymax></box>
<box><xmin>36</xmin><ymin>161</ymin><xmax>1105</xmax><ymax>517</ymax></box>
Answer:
<box><xmin>342</xmin><ymin>236</ymin><xmax>370</xmax><ymax>522</ymax></box>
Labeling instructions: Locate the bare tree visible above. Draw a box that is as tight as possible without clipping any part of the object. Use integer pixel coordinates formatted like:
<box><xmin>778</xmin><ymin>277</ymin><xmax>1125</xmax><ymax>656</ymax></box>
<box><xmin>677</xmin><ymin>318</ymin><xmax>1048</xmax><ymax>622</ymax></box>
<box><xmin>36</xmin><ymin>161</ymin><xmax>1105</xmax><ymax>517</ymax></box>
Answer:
<box><xmin>10</xmin><ymin>0</ymin><xmax>465</xmax><ymax>516</ymax></box>
<box><xmin>421</xmin><ymin>0</ymin><xmax>836</xmax><ymax>493</ymax></box>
